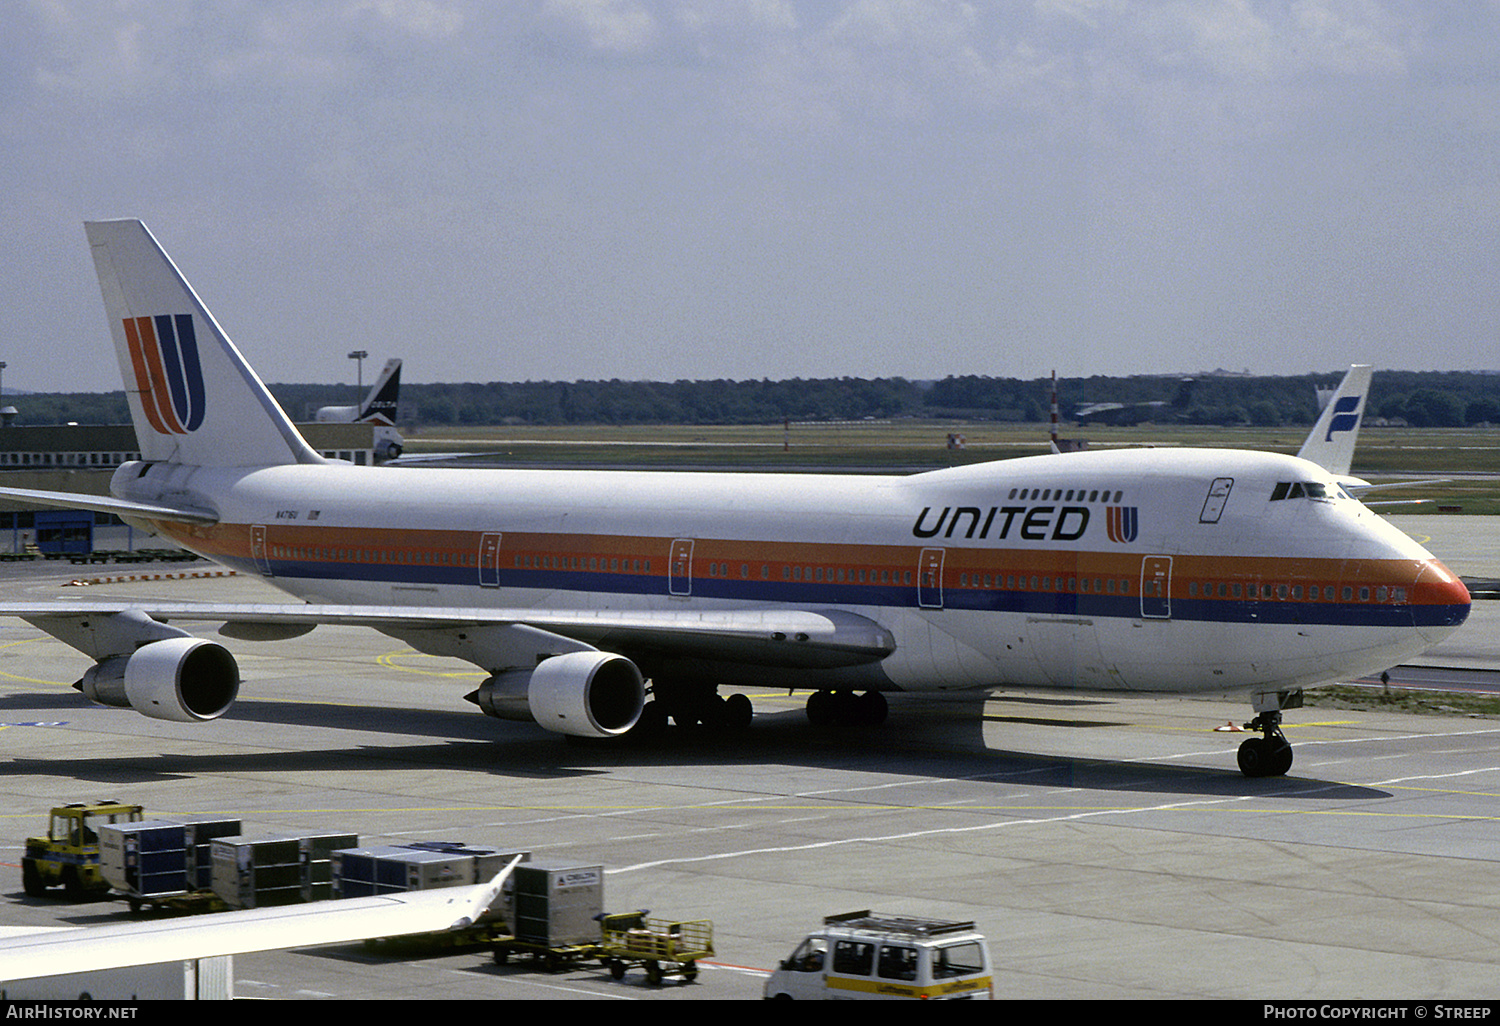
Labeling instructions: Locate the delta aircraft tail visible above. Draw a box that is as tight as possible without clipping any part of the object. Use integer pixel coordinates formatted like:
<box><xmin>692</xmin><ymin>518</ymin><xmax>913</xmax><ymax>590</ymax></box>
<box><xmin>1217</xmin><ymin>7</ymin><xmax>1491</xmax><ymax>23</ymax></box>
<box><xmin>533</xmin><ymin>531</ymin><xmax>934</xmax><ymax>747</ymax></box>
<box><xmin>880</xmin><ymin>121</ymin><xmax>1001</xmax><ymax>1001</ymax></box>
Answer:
<box><xmin>85</xmin><ymin>219</ymin><xmax>323</xmax><ymax>468</ymax></box>
<box><xmin>315</xmin><ymin>358</ymin><xmax>401</xmax><ymax>425</ymax></box>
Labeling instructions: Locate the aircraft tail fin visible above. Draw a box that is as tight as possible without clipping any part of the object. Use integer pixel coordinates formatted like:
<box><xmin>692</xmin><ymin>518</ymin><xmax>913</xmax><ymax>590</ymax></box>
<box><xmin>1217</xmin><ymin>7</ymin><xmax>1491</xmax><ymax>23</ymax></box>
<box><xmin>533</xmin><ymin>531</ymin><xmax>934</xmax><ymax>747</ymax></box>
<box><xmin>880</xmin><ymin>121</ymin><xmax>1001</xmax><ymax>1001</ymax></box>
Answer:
<box><xmin>358</xmin><ymin>359</ymin><xmax>401</xmax><ymax>425</ymax></box>
<box><xmin>85</xmin><ymin>219</ymin><xmax>323</xmax><ymax>468</ymax></box>
<box><xmin>1296</xmin><ymin>364</ymin><xmax>1371</xmax><ymax>476</ymax></box>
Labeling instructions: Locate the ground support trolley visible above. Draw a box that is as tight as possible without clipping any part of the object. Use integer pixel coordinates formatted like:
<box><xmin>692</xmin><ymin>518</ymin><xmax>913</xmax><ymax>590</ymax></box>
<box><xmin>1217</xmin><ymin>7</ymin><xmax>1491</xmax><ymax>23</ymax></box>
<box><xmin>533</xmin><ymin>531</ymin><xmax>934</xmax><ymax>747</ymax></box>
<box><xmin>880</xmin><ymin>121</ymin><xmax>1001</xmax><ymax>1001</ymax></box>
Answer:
<box><xmin>121</xmin><ymin>890</ymin><xmax>229</xmax><ymax>916</ymax></box>
<box><xmin>598</xmin><ymin>912</ymin><xmax>714</xmax><ymax>985</ymax></box>
<box><xmin>489</xmin><ymin>937</ymin><xmax>603</xmax><ymax>973</ymax></box>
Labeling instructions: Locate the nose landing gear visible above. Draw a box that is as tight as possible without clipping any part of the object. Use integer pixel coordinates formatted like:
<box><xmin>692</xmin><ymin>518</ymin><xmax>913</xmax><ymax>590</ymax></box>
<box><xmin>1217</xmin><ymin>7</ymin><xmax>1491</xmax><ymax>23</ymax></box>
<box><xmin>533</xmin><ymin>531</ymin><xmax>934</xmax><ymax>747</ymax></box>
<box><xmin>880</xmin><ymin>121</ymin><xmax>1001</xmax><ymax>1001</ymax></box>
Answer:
<box><xmin>1237</xmin><ymin>711</ymin><xmax>1294</xmax><ymax>777</ymax></box>
<box><xmin>1238</xmin><ymin>689</ymin><xmax>1302</xmax><ymax>777</ymax></box>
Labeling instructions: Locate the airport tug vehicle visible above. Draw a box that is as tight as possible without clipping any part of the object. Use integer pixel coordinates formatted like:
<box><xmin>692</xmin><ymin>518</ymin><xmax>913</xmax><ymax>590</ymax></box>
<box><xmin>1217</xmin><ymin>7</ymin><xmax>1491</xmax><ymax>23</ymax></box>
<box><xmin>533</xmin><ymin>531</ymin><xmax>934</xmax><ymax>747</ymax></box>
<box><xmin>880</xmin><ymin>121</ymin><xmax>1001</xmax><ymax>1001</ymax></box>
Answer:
<box><xmin>21</xmin><ymin>802</ymin><xmax>144</xmax><ymax>898</ymax></box>
<box><xmin>764</xmin><ymin>911</ymin><xmax>993</xmax><ymax>1000</ymax></box>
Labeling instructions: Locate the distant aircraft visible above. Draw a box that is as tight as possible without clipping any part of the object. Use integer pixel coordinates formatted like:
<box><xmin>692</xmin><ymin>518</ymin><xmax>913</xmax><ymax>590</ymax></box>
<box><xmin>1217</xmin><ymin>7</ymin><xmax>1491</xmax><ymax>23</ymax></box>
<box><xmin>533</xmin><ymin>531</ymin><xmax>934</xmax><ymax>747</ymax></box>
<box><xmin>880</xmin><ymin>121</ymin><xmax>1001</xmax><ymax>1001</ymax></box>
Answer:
<box><xmin>1071</xmin><ymin>377</ymin><xmax>1194</xmax><ymax>427</ymax></box>
<box><xmin>0</xmin><ymin>221</ymin><xmax>1471</xmax><ymax>778</ymax></box>
<box><xmin>312</xmin><ymin>357</ymin><xmax>404</xmax><ymax>461</ymax></box>
<box><xmin>0</xmin><ymin>860</ymin><xmax>517</xmax><ymax>997</ymax></box>
<box><xmin>315</xmin><ymin>358</ymin><xmax>401</xmax><ymax>426</ymax></box>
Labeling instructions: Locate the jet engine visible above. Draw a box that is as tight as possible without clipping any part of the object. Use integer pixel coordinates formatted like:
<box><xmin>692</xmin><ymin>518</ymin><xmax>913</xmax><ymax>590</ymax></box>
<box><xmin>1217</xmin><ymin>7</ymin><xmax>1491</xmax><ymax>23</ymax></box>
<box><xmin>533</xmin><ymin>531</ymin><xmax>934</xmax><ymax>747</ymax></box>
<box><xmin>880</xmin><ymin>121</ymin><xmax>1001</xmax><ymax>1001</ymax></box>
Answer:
<box><xmin>76</xmin><ymin>638</ymin><xmax>240</xmax><ymax>723</ymax></box>
<box><xmin>466</xmin><ymin>650</ymin><xmax>644</xmax><ymax>738</ymax></box>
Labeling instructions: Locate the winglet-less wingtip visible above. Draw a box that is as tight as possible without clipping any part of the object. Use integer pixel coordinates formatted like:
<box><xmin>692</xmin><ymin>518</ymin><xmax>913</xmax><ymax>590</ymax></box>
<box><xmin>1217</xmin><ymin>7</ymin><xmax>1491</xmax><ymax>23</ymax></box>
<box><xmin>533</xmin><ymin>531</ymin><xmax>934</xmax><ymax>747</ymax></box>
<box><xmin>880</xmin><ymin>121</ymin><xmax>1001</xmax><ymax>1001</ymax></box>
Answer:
<box><xmin>448</xmin><ymin>854</ymin><xmax>524</xmax><ymax>931</ymax></box>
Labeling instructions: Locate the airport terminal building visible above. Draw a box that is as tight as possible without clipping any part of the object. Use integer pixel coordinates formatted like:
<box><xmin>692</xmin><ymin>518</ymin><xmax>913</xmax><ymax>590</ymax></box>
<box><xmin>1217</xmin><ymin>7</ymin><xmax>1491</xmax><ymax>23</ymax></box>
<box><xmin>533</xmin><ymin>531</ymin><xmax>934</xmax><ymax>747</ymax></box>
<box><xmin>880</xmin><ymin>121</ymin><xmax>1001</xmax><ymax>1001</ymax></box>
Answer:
<box><xmin>0</xmin><ymin>421</ymin><xmax>384</xmax><ymax>555</ymax></box>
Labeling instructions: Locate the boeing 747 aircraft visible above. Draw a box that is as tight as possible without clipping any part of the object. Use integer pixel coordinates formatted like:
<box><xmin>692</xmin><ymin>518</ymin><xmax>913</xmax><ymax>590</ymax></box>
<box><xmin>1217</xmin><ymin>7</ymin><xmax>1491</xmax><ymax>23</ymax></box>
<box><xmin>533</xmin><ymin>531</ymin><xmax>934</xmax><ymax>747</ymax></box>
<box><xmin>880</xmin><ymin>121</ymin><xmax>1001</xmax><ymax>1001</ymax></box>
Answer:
<box><xmin>0</xmin><ymin>221</ymin><xmax>1471</xmax><ymax>777</ymax></box>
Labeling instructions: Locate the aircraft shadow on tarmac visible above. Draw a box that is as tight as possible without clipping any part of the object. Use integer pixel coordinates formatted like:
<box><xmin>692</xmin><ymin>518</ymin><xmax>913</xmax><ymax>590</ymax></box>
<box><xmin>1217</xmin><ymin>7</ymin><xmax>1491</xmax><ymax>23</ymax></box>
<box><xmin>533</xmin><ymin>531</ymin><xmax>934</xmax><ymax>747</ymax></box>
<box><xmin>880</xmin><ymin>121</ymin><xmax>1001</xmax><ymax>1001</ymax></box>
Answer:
<box><xmin>0</xmin><ymin>689</ymin><xmax>1389</xmax><ymax>800</ymax></box>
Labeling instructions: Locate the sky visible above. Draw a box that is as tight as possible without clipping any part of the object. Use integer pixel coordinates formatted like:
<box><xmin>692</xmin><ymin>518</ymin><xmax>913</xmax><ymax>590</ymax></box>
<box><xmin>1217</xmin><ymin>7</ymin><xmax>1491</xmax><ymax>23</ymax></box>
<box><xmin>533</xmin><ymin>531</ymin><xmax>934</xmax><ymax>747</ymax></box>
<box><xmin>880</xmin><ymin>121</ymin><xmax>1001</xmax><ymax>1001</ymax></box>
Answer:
<box><xmin>1</xmin><ymin>1</ymin><xmax>1496</xmax><ymax>395</ymax></box>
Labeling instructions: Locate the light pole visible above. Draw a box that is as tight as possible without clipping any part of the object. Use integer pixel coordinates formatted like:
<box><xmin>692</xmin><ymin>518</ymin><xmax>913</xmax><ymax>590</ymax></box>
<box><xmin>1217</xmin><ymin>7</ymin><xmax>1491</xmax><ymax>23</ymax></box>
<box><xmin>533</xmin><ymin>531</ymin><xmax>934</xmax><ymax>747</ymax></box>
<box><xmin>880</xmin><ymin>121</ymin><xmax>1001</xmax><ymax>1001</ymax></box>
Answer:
<box><xmin>347</xmin><ymin>350</ymin><xmax>368</xmax><ymax>395</ymax></box>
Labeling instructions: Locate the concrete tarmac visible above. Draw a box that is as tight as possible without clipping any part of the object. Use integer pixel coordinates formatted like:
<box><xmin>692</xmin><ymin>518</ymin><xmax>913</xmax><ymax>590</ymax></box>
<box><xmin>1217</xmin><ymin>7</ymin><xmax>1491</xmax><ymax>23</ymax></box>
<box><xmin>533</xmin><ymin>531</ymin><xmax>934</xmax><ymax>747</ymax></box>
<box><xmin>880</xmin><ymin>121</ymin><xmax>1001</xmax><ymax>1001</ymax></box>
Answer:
<box><xmin>0</xmin><ymin>513</ymin><xmax>1496</xmax><ymax>1001</ymax></box>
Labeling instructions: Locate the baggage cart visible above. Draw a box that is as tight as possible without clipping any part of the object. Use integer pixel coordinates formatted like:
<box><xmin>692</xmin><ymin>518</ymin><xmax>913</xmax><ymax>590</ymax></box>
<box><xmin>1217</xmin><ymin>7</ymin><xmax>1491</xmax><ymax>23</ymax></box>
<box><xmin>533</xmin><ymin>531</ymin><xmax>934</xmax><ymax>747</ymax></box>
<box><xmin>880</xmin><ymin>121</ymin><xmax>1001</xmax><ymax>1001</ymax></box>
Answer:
<box><xmin>597</xmin><ymin>911</ymin><xmax>713</xmax><ymax>985</ymax></box>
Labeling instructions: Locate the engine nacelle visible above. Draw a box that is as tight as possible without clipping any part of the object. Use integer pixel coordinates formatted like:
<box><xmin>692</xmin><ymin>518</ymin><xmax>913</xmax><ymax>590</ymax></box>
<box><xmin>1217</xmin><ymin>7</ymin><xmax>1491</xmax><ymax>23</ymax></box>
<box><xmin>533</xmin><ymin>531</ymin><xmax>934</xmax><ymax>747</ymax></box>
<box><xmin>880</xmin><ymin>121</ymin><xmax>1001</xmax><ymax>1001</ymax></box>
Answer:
<box><xmin>77</xmin><ymin>638</ymin><xmax>240</xmax><ymax>723</ymax></box>
<box><xmin>467</xmin><ymin>651</ymin><xmax>644</xmax><ymax>738</ymax></box>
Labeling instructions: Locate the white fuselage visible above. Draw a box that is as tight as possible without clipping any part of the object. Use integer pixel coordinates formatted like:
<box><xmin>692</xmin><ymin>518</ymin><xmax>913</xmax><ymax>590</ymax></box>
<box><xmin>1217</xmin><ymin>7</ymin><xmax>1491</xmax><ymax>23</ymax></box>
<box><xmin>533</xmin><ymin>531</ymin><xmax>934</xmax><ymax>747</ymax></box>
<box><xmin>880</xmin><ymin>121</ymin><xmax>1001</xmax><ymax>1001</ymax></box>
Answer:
<box><xmin>118</xmin><ymin>446</ymin><xmax>1471</xmax><ymax>698</ymax></box>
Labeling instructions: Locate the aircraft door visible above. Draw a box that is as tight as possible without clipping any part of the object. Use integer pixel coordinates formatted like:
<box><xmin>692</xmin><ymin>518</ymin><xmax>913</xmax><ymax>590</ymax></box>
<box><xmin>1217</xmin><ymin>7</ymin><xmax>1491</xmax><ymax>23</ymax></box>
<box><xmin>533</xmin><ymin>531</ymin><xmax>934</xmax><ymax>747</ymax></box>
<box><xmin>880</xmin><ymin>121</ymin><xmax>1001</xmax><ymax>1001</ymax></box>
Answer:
<box><xmin>1140</xmin><ymin>556</ymin><xmax>1172</xmax><ymax>619</ymax></box>
<box><xmin>478</xmin><ymin>532</ymin><xmax>502</xmax><ymax>588</ymax></box>
<box><xmin>250</xmin><ymin>524</ymin><xmax>272</xmax><ymax>576</ymax></box>
<box><xmin>918</xmin><ymin>548</ymin><xmax>945</xmax><ymax>609</ymax></box>
<box><xmin>669</xmin><ymin>539</ymin><xmax>694</xmax><ymax>596</ymax></box>
<box><xmin>1200</xmin><ymin>478</ymin><xmax>1234</xmax><ymax>523</ymax></box>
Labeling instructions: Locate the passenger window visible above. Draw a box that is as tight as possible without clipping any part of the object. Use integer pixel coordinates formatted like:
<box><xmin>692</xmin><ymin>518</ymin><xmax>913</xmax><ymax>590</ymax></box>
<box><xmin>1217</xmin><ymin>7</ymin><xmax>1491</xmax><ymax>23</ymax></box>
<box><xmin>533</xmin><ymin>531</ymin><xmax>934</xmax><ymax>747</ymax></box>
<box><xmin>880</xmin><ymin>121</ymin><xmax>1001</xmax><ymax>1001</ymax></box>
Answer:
<box><xmin>833</xmin><ymin>940</ymin><xmax>875</xmax><ymax>976</ymax></box>
<box><xmin>878</xmin><ymin>944</ymin><xmax>919</xmax><ymax>981</ymax></box>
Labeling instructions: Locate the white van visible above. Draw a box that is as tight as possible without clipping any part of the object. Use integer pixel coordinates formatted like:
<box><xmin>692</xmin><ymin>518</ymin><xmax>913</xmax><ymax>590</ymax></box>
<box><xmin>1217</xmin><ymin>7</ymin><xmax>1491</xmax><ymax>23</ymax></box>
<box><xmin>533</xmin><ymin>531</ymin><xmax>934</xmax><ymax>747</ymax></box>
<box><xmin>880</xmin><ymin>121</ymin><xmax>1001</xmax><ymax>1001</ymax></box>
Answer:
<box><xmin>763</xmin><ymin>911</ymin><xmax>993</xmax><ymax>1000</ymax></box>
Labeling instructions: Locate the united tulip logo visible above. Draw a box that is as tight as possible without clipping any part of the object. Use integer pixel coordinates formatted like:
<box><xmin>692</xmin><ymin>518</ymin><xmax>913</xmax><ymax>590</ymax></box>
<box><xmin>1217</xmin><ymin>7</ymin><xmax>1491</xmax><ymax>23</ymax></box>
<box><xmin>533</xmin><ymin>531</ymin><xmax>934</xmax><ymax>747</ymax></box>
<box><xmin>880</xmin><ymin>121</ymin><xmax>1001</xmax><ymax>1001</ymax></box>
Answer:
<box><xmin>122</xmin><ymin>314</ymin><xmax>206</xmax><ymax>434</ymax></box>
<box><xmin>1106</xmin><ymin>506</ymin><xmax>1138</xmax><ymax>543</ymax></box>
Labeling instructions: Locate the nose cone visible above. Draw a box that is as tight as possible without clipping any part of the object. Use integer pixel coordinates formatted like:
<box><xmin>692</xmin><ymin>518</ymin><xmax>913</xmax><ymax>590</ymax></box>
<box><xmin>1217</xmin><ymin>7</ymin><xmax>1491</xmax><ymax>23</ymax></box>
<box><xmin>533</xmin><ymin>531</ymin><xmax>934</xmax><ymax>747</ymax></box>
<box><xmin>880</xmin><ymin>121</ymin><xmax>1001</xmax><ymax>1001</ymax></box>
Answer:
<box><xmin>1413</xmin><ymin>558</ymin><xmax>1471</xmax><ymax>643</ymax></box>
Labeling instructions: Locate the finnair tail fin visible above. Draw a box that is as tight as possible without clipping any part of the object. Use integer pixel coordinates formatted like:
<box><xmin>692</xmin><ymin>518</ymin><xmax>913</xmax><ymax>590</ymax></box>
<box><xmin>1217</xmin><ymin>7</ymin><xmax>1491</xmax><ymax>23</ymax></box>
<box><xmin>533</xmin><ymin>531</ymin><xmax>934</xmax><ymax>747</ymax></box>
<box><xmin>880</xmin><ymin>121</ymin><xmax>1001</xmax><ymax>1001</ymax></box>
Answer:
<box><xmin>85</xmin><ymin>219</ymin><xmax>323</xmax><ymax>467</ymax></box>
<box><xmin>1296</xmin><ymin>364</ymin><xmax>1371</xmax><ymax>477</ymax></box>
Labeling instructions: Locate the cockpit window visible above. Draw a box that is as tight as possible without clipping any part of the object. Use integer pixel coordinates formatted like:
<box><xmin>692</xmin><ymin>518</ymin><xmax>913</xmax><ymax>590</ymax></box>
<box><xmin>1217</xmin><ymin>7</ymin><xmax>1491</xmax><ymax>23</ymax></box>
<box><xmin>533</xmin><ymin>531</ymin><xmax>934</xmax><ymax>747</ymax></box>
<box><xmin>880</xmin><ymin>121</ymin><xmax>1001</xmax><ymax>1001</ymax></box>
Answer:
<box><xmin>1270</xmin><ymin>481</ymin><xmax>1332</xmax><ymax>501</ymax></box>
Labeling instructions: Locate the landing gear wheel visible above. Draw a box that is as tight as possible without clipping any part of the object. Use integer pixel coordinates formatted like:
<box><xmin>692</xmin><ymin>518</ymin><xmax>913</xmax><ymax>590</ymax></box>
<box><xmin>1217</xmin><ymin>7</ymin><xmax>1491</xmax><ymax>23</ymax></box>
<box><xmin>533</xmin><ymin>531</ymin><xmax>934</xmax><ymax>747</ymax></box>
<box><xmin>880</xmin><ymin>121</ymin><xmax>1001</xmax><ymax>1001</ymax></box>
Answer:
<box><xmin>722</xmin><ymin>692</ymin><xmax>753</xmax><ymax>731</ymax></box>
<box><xmin>855</xmin><ymin>690</ymin><xmax>888</xmax><ymax>726</ymax></box>
<box><xmin>806</xmin><ymin>689</ymin><xmax>887</xmax><ymax>727</ymax></box>
<box><xmin>1237</xmin><ymin>713</ymin><xmax>1294</xmax><ymax>777</ymax></box>
<box><xmin>806</xmin><ymin>689</ymin><xmax>836</xmax><ymax>726</ymax></box>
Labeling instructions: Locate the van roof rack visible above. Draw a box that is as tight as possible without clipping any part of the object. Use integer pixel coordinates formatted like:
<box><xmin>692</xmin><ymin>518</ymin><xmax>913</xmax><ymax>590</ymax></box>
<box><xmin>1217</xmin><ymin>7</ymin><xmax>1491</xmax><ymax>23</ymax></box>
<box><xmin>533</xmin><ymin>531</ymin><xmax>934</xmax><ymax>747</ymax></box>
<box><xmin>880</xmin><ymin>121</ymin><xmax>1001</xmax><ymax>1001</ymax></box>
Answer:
<box><xmin>823</xmin><ymin>910</ymin><xmax>977</xmax><ymax>936</ymax></box>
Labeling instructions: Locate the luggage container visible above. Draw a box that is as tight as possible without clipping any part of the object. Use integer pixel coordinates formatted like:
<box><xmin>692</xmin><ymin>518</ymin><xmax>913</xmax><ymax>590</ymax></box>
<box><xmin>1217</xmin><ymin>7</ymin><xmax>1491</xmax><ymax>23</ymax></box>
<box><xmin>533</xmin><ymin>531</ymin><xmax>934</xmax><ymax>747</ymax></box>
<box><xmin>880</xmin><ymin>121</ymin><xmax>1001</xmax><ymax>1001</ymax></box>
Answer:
<box><xmin>510</xmin><ymin>862</ymin><xmax>604</xmax><ymax>948</ymax></box>
<box><xmin>301</xmin><ymin>832</ymin><xmax>359</xmax><ymax>902</ymax></box>
<box><xmin>174</xmin><ymin>817</ymin><xmax>243</xmax><ymax>892</ymax></box>
<box><xmin>212</xmin><ymin>832</ymin><xmax>357</xmax><ymax>909</ymax></box>
<box><xmin>333</xmin><ymin>845</ymin><xmax>472</xmax><ymax>897</ymax></box>
<box><xmin>212</xmin><ymin>835</ymin><xmax>301</xmax><ymax>909</ymax></box>
<box><xmin>99</xmin><ymin>820</ymin><xmax>188</xmax><ymax>898</ymax></box>
<box><xmin>99</xmin><ymin>816</ymin><xmax>241</xmax><ymax>912</ymax></box>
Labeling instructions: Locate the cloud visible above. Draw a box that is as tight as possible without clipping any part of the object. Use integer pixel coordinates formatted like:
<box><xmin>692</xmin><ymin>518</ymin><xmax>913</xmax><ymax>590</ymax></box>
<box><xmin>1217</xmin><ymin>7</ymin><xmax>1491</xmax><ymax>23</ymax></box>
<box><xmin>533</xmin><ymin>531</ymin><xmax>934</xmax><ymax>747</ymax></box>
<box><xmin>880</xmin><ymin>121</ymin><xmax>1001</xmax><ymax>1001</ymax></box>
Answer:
<box><xmin>0</xmin><ymin>1</ymin><xmax>1494</xmax><ymax>394</ymax></box>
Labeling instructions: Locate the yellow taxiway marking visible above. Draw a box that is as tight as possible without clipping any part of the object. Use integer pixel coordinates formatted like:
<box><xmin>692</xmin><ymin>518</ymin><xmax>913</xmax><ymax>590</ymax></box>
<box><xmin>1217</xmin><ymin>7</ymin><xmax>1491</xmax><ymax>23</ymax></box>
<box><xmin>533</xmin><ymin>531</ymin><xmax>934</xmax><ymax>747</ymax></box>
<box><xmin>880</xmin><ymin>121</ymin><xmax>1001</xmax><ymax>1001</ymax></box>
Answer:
<box><xmin>375</xmin><ymin>649</ymin><xmax>484</xmax><ymax>678</ymax></box>
<box><xmin>0</xmin><ymin>639</ymin><xmax>72</xmax><ymax>687</ymax></box>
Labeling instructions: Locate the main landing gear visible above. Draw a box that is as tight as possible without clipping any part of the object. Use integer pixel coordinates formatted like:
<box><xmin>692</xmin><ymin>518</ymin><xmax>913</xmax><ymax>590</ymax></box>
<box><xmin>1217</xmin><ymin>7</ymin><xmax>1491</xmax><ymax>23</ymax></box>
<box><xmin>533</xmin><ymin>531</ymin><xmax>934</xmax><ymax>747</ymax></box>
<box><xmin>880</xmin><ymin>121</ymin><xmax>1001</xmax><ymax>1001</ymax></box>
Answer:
<box><xmin>1237</xmin><ymin>689</ymin><xmax>1302</xmax><ymax>778</ymax></box>
<box><xmin>634</xmin><ymin>681</ymin><xmax>754</xmax><ymax>735</ymax></box>
<box><xmin>631</xmin><ymin>685</ymin><xmax>892</xmax><ymax>737</ymax></box>
<box><xmin>804</xmin><ymin>689</ymin><xmax>888</xmax><ymax>728</ymax></box>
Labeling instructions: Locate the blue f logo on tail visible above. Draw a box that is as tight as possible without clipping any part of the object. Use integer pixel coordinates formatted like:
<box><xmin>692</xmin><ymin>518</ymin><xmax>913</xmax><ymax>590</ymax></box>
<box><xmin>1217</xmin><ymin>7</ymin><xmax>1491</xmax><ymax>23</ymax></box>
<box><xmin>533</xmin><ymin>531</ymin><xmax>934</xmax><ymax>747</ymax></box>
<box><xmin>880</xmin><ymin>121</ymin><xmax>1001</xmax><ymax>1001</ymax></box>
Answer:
<box><xmin>1325</xmin><ymin>395</ymin><xmax>1362</xmax><ymax>442</ymax></box>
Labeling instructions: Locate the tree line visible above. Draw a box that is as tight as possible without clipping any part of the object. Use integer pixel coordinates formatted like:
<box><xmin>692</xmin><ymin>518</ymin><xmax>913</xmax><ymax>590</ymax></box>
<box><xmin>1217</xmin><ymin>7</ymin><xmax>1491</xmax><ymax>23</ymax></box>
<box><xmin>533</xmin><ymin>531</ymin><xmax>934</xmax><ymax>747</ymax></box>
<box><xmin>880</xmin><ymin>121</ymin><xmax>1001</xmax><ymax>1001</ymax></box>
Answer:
<box><xmin>8</xmin><ymin>370</ymin><xmax>1498</xmax><ymax>428</ymax></box>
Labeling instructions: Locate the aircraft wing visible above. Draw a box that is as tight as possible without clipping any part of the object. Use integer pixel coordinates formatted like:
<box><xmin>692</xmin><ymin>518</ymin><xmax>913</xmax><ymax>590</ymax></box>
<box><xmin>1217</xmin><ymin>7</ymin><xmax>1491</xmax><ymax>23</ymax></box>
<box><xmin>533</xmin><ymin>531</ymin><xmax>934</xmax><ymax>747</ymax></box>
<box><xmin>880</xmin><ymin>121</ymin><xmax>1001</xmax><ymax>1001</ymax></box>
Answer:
<box><xmin>0</xmin><ymin>484</ymin><xmax>218</xmax><ymax>525</ymax></box>
<box><xmin>0</xmin><ymin>859</ymin><xmax>518</xmax><ymax>983</ymax></box>
<box><xmin>1342</xmin><ymin>478</ymin><xmax>1449</xmax><ymax>509</ymax></box>
<box><xmin>1</xmin><ymin>600</ymin><xmax>897</xmax><ymax>671</ymax></box>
